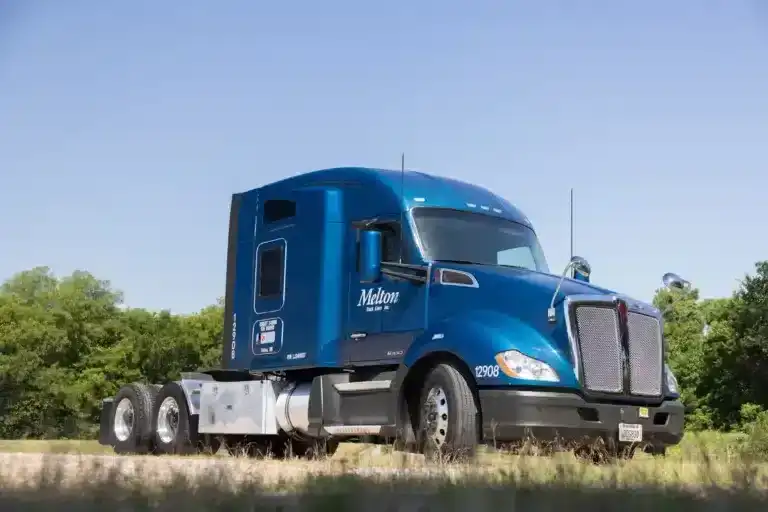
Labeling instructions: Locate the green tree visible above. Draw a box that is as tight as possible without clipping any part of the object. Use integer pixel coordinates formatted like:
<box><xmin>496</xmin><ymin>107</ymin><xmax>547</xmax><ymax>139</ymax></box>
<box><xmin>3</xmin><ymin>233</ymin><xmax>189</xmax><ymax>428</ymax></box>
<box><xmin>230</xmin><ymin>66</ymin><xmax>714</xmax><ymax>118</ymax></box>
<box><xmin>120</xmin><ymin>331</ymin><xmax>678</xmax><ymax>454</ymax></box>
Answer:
<box><xmin>706</xmin><ymin>261</ymin><xmax>768</xmax><ymax>428</ymax></box>
<box><xmin>0</xmin><ymin>267</ymin><xmax>124</xmax><ymax>438</ymax></box>
<box><xmin>668</xmin><ymin>262</ymin><xmax>768</xmax><ymax>430</ymax></box>
<box><xmin>0</xmin><ymin>267</ymin><xmax>225</xmax><ymax>439</ymax></box>
<box><xmin>653</xmin><ymin>284</ymin><xmax>710</xmax><ymax>427</ymax></box>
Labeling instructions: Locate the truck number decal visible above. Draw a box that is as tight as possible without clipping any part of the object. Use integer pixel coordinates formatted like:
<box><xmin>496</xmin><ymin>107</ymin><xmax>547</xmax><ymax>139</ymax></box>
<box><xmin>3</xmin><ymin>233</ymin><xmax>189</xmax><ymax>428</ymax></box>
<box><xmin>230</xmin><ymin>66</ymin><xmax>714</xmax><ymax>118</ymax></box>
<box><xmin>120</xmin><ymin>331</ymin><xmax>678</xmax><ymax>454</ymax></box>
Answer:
<box><xmin>474</xmin><ymin>365</ymin><xmax>500</xmax><ymax>379</ymax></box>
<box><xmin>230</xmin><ymin>314</ymin><xmax>237</xmax><ymax>360</ymax></box>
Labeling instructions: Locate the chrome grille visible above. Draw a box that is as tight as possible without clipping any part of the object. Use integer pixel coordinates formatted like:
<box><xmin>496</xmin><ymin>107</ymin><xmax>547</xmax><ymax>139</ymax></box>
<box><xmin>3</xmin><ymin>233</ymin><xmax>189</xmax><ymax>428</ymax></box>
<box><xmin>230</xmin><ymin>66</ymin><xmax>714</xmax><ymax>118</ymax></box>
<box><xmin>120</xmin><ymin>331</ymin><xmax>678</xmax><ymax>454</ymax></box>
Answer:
<box><xmin>569</xmin><ymin>300</ymin><xmax>664</xmax><ymax>399</ymax></box>
<box><xmin>627</xmin><ymin>312</ymin><xmax>663</xmax><ymax>396</ymax></box>
<box><xmin>573</xmin><ymin>306</ymin><xmax>623</xmax><ymax>393</ymax></box>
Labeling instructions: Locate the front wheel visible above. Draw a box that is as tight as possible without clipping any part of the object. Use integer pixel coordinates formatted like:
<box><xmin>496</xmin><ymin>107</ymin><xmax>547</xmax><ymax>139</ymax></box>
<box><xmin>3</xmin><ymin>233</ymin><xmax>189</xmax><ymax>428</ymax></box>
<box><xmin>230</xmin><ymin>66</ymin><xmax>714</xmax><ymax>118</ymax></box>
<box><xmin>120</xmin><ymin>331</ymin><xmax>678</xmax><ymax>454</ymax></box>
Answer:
<box><xmin>416</xmin><ymin>363</ymin><xmax>480</xmax><ymax>460</ymax></box>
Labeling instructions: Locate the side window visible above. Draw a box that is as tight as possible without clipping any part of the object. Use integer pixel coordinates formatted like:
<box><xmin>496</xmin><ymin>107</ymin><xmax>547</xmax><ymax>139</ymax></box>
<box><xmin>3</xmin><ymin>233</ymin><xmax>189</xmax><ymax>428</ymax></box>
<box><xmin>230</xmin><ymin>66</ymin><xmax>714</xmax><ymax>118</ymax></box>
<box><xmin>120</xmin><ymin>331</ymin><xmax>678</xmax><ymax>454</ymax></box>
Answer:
<box><xmin>263</xmin><ymin>199</ymin><xmax>296</xmax><ymax>224</ymax></box>
<box><xmin>258</xmin><ymin>246</ymin><xmax>284</xmax><ymax>297</ymax></box>
<box><xmin>377</xmin><ymin>222</ymin><xmax>401</xmax><ymax>262</ymax></box>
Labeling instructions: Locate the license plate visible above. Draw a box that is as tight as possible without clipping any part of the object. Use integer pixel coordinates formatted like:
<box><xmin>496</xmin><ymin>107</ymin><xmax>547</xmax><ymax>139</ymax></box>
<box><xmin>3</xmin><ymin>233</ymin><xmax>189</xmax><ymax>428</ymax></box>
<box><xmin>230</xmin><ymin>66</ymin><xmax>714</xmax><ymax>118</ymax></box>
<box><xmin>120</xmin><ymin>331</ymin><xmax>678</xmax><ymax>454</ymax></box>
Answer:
<box><xmin>618</xmin><ymin>423</ymin><xmax>643</xmax><ymax>443</ymax></box>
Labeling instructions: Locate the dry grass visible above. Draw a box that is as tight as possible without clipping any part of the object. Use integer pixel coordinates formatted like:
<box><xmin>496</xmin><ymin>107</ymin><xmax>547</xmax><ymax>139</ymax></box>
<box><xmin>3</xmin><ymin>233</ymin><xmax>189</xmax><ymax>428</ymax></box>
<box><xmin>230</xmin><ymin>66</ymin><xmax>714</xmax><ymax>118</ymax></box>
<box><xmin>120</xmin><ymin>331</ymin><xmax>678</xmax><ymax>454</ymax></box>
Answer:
<box><xmin>0</xmin><ymin>439</ymin><xmax>113</xmax><ymax>455</ymax></box>
<box><xmin>0</xmin><ymin>433</ymin><xmax>767</xmax><ymax>510</ymax></box>
<box><xmin>0</xmin><ymin>430</ymin><xmax>745</xmax><ymax>456</ymax></box>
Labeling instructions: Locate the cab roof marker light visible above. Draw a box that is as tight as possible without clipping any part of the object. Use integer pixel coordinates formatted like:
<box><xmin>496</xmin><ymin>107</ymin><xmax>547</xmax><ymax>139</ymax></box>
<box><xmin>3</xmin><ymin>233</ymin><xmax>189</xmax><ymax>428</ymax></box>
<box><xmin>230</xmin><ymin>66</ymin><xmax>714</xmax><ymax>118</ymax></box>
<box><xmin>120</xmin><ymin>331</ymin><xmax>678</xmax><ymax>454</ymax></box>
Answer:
<box><xmin>492</xmin><ymin>208</ymin><xmax>502</xmax><ymax>213</ymax></box>
<box><xmin>414</xmin><ymin>197</ymin><xmax>425</xmax><ymax>202</ymax></box>
<box><xmin>480</xmin><ymin>205</ymin><xmax>490</xmax><ymax>211</ymax></box>
<box><xmin>466</xmin><ymin>203</ymin><xmax>476</xmax><ymax>208</ymax></box>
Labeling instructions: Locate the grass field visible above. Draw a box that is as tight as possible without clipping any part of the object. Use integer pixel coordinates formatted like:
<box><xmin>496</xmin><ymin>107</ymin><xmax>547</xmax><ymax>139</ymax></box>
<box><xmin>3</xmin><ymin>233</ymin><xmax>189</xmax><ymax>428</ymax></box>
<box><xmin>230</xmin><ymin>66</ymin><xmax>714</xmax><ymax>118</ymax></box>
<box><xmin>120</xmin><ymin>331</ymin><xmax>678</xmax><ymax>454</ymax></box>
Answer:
<box><xmin>1</xmin><ymin>432</ymin><xmax>767</xmax><ymax>510</ymax></box>
<box><xmin>0</xmin><ymin>439</ymin><xmax>114</xmax><ymax>454</ymax></box>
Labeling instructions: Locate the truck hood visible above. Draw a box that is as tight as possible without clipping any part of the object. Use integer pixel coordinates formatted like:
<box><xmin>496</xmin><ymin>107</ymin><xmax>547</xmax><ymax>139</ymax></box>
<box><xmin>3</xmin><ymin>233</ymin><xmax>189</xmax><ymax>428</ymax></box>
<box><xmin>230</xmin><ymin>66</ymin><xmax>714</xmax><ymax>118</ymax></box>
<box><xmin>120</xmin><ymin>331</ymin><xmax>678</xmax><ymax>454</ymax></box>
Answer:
<box><xmin>436</xmin><ymin>263</ymin><xmax>660</xmax><ymax>318</ymax></box>
<box><xmin>445</xmin><ymin>264</ymin><xmax>618</xmax><ymax>304</ymax></box>
<box><xmin>430</xmin><ymin>263</ymin><xmax>657</xmax><ymax>363</ymax></box>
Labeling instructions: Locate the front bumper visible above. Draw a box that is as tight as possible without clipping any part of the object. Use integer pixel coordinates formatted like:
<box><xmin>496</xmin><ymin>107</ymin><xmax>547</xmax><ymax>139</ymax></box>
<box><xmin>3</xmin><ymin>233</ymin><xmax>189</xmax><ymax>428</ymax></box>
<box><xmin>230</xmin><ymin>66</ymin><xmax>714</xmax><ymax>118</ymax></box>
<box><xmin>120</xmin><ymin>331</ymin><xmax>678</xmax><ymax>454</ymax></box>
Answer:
<box><xmin>479</xmin><ymin>389</ymin><xmax>684</xmax><ymax>447</ymax></box>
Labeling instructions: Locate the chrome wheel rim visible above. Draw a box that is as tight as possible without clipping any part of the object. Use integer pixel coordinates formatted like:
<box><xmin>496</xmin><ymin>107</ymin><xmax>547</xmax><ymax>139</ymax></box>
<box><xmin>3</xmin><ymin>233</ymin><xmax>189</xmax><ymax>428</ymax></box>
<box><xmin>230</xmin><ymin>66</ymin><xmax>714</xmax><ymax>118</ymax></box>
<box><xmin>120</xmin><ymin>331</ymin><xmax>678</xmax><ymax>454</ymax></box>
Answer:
<box><xmin>113</xmin><ymin>398</ymin><xmax>134</xmax><ymax>442</ymax></box>
<box><xmin>422</xmin><ymin>386</ymin><xmax>449</xmax><ymax>448</ymax></box>
<box><xmin>157</xmin><ymin>396</ymin><xmax>180</xmax><ymax>444</ymax></box>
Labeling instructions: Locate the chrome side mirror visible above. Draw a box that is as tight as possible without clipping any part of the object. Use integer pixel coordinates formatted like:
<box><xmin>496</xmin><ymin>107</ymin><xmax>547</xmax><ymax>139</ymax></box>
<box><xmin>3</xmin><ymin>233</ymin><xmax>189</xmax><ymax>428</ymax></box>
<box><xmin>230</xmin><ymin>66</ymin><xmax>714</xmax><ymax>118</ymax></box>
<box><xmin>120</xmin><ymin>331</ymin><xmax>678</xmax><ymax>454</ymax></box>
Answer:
<box><xmin>570</xmin><ymin>256</ymin><xmax>591</xmax><ymax>281</ymax></box>
<box><xmin>359</xmin><ymin>230</ymin><xmax>383</xmax><ymax>283</ymax></box>
<box><xmin>662</xmin><ymin>272</ymin><xmax>691</xmax><ymax>291</ymax></box>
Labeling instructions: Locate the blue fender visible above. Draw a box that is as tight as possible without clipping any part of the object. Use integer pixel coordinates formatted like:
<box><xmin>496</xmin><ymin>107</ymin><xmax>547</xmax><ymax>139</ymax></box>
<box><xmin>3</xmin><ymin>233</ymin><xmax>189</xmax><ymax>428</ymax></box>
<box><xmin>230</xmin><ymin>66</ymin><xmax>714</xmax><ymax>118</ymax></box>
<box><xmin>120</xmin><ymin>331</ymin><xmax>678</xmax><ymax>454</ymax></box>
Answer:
<box><xmin>403</xmin><ymin>309</ymin><xmax>579</xmax><ymax>389</ymax></box>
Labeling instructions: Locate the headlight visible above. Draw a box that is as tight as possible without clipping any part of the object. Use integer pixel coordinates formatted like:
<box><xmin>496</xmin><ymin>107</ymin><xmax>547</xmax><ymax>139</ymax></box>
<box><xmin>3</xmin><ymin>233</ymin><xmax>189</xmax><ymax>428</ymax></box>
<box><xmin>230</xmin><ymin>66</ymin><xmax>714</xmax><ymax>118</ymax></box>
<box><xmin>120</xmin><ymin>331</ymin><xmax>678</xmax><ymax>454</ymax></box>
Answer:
<box><xmin>665</xmin><ymin>363</ymin><xmax>679</xmax><ymax>395</ymax></box>
<box><xmin>495</xmin><ymin>350</ymin><xmax>559</xmax><ymax>382</ymax></box>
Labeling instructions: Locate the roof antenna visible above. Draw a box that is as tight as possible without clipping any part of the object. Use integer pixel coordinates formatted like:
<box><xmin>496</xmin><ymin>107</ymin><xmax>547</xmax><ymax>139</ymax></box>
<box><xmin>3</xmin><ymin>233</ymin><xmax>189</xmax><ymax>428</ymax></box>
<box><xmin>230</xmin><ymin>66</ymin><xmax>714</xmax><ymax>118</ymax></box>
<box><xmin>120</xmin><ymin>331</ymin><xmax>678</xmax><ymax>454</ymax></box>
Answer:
<box><xmin>570</xmin><ymin>187</ymin><xmax>574</xmax><ymax>261</ymax></box>
<box><xmin>569</xmin><ymin>187</ymin><xmax>575</xmax><ymax>279</ymax></box>
<box><xmin>399</xmin><ymin>153</ymin><xmax>405</xmax><ymax>263</ymax></box>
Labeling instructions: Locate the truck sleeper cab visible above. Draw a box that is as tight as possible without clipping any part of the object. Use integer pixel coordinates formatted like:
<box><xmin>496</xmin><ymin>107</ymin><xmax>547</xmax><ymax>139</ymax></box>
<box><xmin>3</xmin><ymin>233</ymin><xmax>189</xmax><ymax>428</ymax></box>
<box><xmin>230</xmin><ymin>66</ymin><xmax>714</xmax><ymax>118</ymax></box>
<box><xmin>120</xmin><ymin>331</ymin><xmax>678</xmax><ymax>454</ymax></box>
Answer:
<box><xmin>98</xmin><ymin>167</ymin><xmax>688</xmax><ymax>459</ymax></box>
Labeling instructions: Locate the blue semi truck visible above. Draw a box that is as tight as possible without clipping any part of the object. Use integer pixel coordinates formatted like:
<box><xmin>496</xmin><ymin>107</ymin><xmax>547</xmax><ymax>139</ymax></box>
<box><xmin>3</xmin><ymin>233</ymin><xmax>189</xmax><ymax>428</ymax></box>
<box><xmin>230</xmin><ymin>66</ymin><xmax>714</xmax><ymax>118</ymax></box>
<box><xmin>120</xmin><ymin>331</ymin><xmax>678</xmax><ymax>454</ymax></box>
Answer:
<box><xmin>98</xmin><ymin>166</ymin><xmax>690</xmax><ymax>458</ymax></box>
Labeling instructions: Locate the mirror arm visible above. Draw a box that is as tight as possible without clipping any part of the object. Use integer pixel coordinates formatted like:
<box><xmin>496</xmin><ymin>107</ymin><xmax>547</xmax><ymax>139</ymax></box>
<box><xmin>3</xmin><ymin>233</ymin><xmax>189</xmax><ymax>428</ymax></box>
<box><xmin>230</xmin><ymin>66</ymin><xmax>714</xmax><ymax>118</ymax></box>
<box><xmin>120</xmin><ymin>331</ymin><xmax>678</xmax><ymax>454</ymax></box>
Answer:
<box><xmin>547</xmin><ymin>255</ymin><xmax>592</xmax><ymax>323</ymax></box>
<box><xmin>548</xmin><ymin>261</ymin><xmax>575</xmax><ymax>322</ymax></box>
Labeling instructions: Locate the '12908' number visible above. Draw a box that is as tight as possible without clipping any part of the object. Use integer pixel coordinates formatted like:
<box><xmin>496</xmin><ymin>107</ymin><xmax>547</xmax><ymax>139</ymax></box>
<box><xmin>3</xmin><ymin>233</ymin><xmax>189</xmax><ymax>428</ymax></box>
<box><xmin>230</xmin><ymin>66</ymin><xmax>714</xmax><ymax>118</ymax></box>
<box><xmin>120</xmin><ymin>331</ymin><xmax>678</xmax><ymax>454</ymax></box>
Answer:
<box><xmin>474</xmin><ymin>365</ymin><xmax>500</xmax><ymax>378</ymax></box>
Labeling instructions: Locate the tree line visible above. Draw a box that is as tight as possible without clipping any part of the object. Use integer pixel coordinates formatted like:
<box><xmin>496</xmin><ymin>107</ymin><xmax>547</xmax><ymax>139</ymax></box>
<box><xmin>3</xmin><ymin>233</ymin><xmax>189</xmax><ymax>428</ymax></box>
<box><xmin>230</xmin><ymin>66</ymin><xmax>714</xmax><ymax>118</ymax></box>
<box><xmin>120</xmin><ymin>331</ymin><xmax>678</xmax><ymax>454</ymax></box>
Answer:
<box><xmin>1</xmin><ymin>262</ymin><xmax>767</xmax><ymax>439</ymax></box>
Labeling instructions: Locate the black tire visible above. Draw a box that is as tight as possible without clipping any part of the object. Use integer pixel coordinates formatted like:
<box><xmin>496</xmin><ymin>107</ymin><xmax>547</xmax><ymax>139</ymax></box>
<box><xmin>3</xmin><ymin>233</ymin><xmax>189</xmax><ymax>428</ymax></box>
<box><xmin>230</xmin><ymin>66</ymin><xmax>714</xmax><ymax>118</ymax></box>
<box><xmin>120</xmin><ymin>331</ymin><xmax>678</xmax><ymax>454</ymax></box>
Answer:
<box><xmin>416</xmin><ymin>363</ymin><xmax>480</xmax><ymax>460</ymax></box>
<box><xmin>111</xmin><ymin>383</ymin><xmax>158</xmax><ymax>455</ymax></box>
<box><xmin>151</xmin><ymin>381</ymin><xmax>213</xmax><ymax>455</ymax></box>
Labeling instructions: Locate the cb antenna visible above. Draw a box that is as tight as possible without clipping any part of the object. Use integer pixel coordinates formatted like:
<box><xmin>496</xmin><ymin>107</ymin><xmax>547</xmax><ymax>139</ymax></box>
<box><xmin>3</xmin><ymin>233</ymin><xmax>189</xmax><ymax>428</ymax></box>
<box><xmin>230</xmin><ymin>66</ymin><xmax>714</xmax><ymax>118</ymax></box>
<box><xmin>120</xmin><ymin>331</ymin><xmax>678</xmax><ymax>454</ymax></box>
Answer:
<box><xmin>399</xmin><ymin>153</ymin><xmax>405</xmax><ymax>263</ymax></box>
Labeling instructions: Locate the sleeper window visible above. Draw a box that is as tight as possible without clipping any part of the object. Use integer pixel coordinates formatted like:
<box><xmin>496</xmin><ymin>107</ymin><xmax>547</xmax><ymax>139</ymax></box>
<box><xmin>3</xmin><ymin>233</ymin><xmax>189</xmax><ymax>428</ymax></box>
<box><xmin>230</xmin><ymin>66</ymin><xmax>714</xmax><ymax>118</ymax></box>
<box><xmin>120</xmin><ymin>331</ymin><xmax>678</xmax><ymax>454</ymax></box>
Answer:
<box><xmin>258</xmin><ymin>246</ymin><xmax>284</xmax><ymax>297</ymax></box>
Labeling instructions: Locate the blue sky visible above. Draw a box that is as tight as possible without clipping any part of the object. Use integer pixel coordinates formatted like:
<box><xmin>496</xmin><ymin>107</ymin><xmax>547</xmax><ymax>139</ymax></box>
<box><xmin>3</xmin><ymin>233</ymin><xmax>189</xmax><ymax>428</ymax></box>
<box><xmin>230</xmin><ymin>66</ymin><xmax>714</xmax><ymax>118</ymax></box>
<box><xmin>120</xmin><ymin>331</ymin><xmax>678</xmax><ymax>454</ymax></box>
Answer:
<box><xmin>1</xmin><ymin>1</ymin><xmax>767</xmax><ymax>313</ymax></box>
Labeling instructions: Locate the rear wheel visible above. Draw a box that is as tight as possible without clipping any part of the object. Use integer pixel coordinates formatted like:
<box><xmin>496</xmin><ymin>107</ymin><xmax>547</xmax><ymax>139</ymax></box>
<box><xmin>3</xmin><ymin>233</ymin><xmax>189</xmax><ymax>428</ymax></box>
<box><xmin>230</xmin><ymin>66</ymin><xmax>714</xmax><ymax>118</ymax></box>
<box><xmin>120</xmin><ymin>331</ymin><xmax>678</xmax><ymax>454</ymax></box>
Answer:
<box><xmin>151</xmin><ymin>382</ymin><xmax>220</xmax><ymax>455</ymax></box>
<box><xmin>416</xmin><ymin>363</ymin><xmax>480</xmax><ymax>460</ymax></box>
<box><xmin>111</xmin><ymin>383</ymin><xmax>158</xmax><ymax>455</ymax></box>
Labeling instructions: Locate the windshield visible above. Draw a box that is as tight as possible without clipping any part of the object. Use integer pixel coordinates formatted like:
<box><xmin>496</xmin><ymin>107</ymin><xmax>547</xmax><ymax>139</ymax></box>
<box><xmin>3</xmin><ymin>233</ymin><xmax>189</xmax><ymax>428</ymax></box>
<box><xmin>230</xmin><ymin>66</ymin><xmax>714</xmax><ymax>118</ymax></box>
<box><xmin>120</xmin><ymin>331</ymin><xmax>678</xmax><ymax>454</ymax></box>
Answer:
<box><xmin>411</xmin><ymin>207</ymin><xmax>550</xmax><ymax>273</ymax></box>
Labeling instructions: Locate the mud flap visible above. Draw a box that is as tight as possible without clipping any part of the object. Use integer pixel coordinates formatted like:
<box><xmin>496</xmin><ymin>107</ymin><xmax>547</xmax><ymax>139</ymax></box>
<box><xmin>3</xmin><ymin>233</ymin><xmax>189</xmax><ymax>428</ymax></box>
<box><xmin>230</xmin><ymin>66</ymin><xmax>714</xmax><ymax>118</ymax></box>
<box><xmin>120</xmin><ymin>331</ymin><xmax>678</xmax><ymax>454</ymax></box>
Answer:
<box><xmin>98</xmin><ymin>398</ymin><xmax>114</xmax><ymax>445</ymax></box>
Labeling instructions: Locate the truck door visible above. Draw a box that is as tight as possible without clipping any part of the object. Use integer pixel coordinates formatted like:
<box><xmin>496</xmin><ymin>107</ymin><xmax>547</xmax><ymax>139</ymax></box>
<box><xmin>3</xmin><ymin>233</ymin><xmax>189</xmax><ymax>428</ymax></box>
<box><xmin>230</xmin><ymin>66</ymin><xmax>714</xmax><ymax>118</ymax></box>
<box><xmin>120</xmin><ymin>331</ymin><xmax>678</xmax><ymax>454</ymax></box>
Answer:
<box><xmin>345</xmin><ymin>220</ymin><xmax>425</xmax><ymax>365</ymax></box>
<box><xmin>344</xmin><ymin>223</ymin><xmax>384</xmax><ymax>364</ymax></box>
<box><xmin>378</xmin><ymin>222</ymin><xmax>428</xmax><ymax>361</ymax></box>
